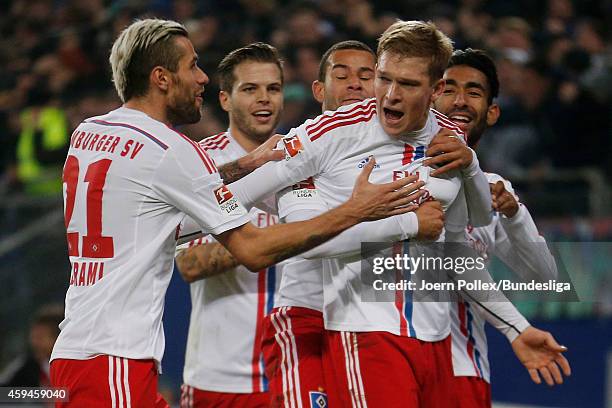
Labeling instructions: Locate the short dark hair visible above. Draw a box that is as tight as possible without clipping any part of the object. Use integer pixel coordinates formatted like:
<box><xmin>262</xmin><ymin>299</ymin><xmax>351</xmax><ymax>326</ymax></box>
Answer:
<box><xmin>448</xmin><ymin>48</ymin><xmax>499</xmax><ymax>104</ymax></box>
<box><xmin>217</xmin><ymin>42</ymin><xmax>283</xmax><ymax>92</ymax></box>
<box><xmin>318</xmin><ymin>40</ymin><xmax>375</xmax><ymax>82</ymax></box>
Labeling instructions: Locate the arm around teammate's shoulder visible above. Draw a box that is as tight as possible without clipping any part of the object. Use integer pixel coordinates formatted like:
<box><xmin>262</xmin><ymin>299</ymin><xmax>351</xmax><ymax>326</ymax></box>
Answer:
<box><xmin>214</xmin><ymin>158</ymin><xmax>422</xmax><ymax>271</ymax></box>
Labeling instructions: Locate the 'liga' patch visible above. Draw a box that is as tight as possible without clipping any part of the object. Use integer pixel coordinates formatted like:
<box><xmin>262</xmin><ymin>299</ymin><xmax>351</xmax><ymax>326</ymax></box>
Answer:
<box><xmin>291</xmin><ymin>177</ymin><xmax>318</xmax><ymax>199</ymax></box>
<box><xmin>309</xmin><ymin>391</ymin><xmax>327</xmax><ymax>408</ymax></box>
<box><xmin>214</xmin><ymin>185</ymin><xmax>246</xmax><ymax>216</ymax></box>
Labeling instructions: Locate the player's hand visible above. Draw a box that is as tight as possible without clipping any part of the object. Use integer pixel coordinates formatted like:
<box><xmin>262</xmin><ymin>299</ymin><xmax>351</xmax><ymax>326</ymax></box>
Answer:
<box><xmin>347</xmin><ymin>156</ymin><xmax>425</xmax><ymax>221</ymax></box>
<box><xmin>424</xmin><ymin>128</ymin><xmax>472</xmax><ymax>176</ymax></box>
<box><xmin>490</xmin><ymin>181</ymin><xmax>519</xmax><ymax>218</ymax></box>
<box><xmin>415</xmin><ymin>200</ymin><xmax>444</xmax><ymax>240</ymax></box>
<box><xmin>247</xmin><ymin>134</ymin><xmax>285</xmax><ymax>168</ymax></box>
<box><xmin>511</xmin><ymin>326</ymin><xmax>571</xmax><ymax>386</ymax></box>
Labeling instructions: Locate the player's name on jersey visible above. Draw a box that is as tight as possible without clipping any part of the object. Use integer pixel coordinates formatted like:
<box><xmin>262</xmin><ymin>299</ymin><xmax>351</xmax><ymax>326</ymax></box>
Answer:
<box><xmin>372</xmin><ymin>279</ymin><xmax>571</xmax><ymax>293</ymax></box>
<box><xmin>69</xmin><ymin>130</ymin><xmax>145</xmax><ymax>160</ymax></box>
<box><xmin>69</xmin><ymin>261</ymin><xmax>104</xmax><ymax>287</ymax></box>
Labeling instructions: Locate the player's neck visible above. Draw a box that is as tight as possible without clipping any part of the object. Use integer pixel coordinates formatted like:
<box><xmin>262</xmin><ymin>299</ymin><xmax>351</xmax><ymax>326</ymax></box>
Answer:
<box><xmin>229</xmin><ymin>124</ymin><xmax>270</xmax><ymax>153</ymax></box>
<box><xmin>124</xmin><ymin>97</ymin><xmax>171</xmax><ymax>127</ymax></box>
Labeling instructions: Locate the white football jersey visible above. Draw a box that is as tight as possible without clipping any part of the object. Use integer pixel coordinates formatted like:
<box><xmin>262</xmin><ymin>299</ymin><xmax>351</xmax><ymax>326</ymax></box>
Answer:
<box><xmin>450</xmin><ymin>173</ymin><xmax>557</xmax><ymax>382</ymax></box>
<box><xmin>274</xmin><ymin>99</ymin><xmax>464</xmax><ymax>339</ymax></box>
<box><xmin>182</xmin><ymin>131</ymin><xmax>281</xmax><ymax>393</ymax></box>
<box><xmin>274</xmin><ymin>176</ymin><xmax>328</xmax><ymax>313</ymax></box>
<box><xmin>51</xmin><ymin>107</ymin><xmax>249</xmax><ymax>368</ymax></box>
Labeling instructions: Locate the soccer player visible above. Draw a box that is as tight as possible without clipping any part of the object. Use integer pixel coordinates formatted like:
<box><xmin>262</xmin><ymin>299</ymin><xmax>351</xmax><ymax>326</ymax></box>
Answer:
<box><xmin>261</xmin><ymin>40</ymin><xmax>381</xmax><ymax>408</ymax></box>
<box><xmin>433</xmin><ymin>48</ymin><xmax>568</xmax><ymax>407</ymax></box>
<box><xmin>229</xmin><ymin>21</ymin><xmax>568</xmax><ymax>407</ymax></box>
<box><xmin>176</xmin><ymin>42</ymin><xmax>285</xmax><ymax>408</ymax></box>
<box><xmin>49</xmin><ymin>19</ymin><xmax>426</xmax><ymax>407</ymax></box>
<box><xmin>226</xmin><ymin>20</ymin><xmax>483</xmax><ymax>407</ymax></box>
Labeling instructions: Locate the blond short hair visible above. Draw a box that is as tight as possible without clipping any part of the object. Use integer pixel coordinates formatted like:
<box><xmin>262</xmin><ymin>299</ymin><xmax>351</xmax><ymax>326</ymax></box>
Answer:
<box><xmin>378</xmin><ymin>20</ymin><xmax>453</xmax><ymax>83</ymax></box>
<box><xmin>109</xmin><ymin>19</ymin><xmax>188</xmax><ymax>102</ymax></box>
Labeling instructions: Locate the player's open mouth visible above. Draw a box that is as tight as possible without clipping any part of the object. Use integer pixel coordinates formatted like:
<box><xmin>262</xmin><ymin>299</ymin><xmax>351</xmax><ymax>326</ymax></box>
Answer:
<box><xmin>449</xmin><ymin>114</ymin><xmax>472</xmax><ymax>124</ymax></box>
<box><xmin>383</xmin><ymin>107</ymin><xmax>404</xmax><ymax>124</ymax></box>
<box><xmin>253</xmin><ymin>110</ymin><xmax>273</xmax><ymax>123</ymax></box>
<box><xmin>448</xmin><ymin>111</ymin><xmax>473</xmax><ymax>130</ymax></box>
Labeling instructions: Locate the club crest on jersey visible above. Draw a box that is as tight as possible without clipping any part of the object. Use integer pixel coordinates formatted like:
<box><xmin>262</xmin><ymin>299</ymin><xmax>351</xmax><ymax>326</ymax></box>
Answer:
<box><xmin>357</xmin><ymin>157</ymin><xmax>380</xmax><ymax>169</ymax></box>
<box><xmin>214</xmin><ymin>185</ymin><xmax>246</xmax><ymax>215</ymax></box>
<box><xmin>292</xmin><ymin>177</ymin><xmax>317</xmax><ymax>199</ymax></box>
<box><xmin>309</xmin><ymin>391</ymin><xmax>327</xmax><ymax>408</ymax></box>
<box><xmin>283</xmin><ymin>135</ymin><xmax>303</xmax><ymax>160</ymax></box>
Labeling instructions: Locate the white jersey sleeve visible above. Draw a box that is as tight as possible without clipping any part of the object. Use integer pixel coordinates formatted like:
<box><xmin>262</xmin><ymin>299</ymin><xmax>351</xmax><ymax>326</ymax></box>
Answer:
<box><xmin>461</xmin><ymin>150</ymin><xmax>493</xmax><ymax>227</ymax></box>
<box><xmin>152</xmin><ymin>146</ymin><xmax>248</xmax><ymax>235</ymax></box>
<box><xmin>276</xmin><ymin>177</ymin><xmax>419</xmax><ymax>259</ymax></box>
<box><xmin>230</xmin><ymin>99</ymin><xmax>376</xmax><ymax>209</ymax></box>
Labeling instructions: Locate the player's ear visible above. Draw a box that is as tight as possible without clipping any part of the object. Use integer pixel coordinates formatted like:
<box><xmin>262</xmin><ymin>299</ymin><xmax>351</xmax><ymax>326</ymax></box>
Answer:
<box><xmin>312</xmin><ymin>80</ymin><xmax>325</xmax><ymax>105</ymax></box>
<box><xmin>431</xmin><ymin>78</ymin><xmax>445</xmax><ymax>102</ymax></box>
<box><xmin>486</xmin><ymin>103</ymin><xmax>500</xmax><ymax>127</ymax></box>
<box><xmin>150</xmin><ymin>66</ymin><xmax>170</xmax><ymax>92</ymax></box>
<box><xmin>219</xmin><ymin>90</ymin><xmax>231</xmax><ymax>113</ymax></box>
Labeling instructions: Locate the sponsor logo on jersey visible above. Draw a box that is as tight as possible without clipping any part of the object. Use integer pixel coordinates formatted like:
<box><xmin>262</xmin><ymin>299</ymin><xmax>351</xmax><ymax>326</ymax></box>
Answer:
<box><xmin>357</xmin><ymin>157</ymin><xmax>380</xmax><ymax>169</ymax></box>
<box><xmin>214</xmin><ymin>185</ymin><xmax>246</xmax><ymax>215</ymax></box>
<box><xmin>392</xmin><ymin>170</ymin><xmax>432</xmax><ymax>204</ymax></box>
<box><xmin>283</xmin><ymin>135</ymin><xmax>303</xmax><ymax>160</ymax></box>
<box><xmin>292</xmin><ymin>177</ymin><xmax>317</xmax><ymax>198</ymax></box>
<box><xmin>309</xmin><ymin>391</ymin><xmax>327</xmax><ymax>408</ymax></box>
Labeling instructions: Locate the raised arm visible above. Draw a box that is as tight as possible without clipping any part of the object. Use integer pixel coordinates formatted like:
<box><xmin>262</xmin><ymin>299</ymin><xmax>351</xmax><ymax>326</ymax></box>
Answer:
<box><xmin>214</xmin><ymin>159</ymin><xmax>421</xmax><ymax>271</ymax></box>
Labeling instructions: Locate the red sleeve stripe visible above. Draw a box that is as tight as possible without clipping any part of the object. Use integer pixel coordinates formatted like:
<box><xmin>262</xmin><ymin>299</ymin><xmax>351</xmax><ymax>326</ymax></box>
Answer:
<box><xmin>308</xmin><ymin>102</ymin><xmax>377</xmax><ymax>142</ymax></box>
<box><xmin>199</xmin><ymin>133</ymin><xmax>230</xmax><ymax>151</ymax></box>
<box><xmin>431</xmin><ymin>109</ymin><xmax>467</xmax><ymax>142</ymax></box>
<box><xmin>199</xmin><ymin>132</ymin><xmax>227</xmax><ymax>146</ymax></box>
<box><xmin>305</xmin><ymin>99</ymin><xmax>376</xmax><ymax>136</ymax></box>
<box><xmin>166</xmin><ymin>126</ymin><xmax>218</xmax><ymax>174</ymax></box>
<box><xmin>310</xmin><ymin>108</ymin><xmax>377</xmax><ymax>142</ymax></box>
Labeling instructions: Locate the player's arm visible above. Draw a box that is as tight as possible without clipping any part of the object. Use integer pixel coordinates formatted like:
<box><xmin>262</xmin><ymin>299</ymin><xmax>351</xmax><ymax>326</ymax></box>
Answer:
<box><xmin>297</xmin><ymin>200</ymin><xmax>444</xmax><ymax>259</ymax></box>
<box><xmin>213</xmin><ymin>159</ymin><xmax>420</xmax><ymax>271</ymax></box>
<box><xmin>175</xmin><ymin>238</ymin><xmax>238</xmax><ymax>283</ymax></box>
<box><xmin>491</xmin><ymin>180</ymin><xmax>558</xmax><ymax>281</ymax></box>
<box><xmin>425</xmin><ymin>129</ymin><xmax>492</xmax><ymax>226</ymax></box>
<box><xmin>454</xmin><ymin>263</ymin><xmax>570</xmax><ymax>385</ymax></box>
<box><xmin>217</xmin><ymin>135</ymin><xmax>284</xmax><ymax>183</ymax></box>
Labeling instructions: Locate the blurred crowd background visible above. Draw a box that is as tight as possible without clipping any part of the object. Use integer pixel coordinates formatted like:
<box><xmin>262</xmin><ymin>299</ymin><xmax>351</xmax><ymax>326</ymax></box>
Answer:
<box><xmin>0</xmin><ymin>0</ymin><xmax>610</xmax><ymax>406</ymax></box>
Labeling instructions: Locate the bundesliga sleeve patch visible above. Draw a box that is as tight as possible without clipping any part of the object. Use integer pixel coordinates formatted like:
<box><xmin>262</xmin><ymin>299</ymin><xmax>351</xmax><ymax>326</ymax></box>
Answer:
<box><xmin>291</xmin><ymin>177</ymin><xmax>318</xmax><ymax>198</ymax></box>
<box><xmin>214</xmin><ymin>185</ymin><xmax>247</xmax><ymax>216</ymax></box>
<box><xmin>282</xmin><ymin>135</ymin><xmax>304</xmax><ymax>160</ymax></box>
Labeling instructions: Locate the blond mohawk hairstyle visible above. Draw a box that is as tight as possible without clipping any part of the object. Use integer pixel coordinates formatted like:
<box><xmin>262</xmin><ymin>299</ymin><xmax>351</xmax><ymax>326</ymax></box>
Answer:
<box><xmin>378</xmin><ymin>20</ymin><xmax>454</xmax><ymax>83</ymax></box>
<box><xmin>110</xmin><ymin>19</ymin><xmax>188</xmax><ymax>102</ymax></box>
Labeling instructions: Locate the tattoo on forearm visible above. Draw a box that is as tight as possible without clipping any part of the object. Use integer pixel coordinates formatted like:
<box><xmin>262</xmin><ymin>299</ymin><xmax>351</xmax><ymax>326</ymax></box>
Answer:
<box><xmin>271</xmin><ymin>234</ymin><xmax>326</xmax><ymax>265</ymax></box>
<box><xmin>218</xmin><ymin>159</ymin><xmax>254</xmax><ymax>184</ymax></box>
<box><xmin>176</xmin><ymin>243</ymin><xmax>239</xmax><ymax>281</ymax></box>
